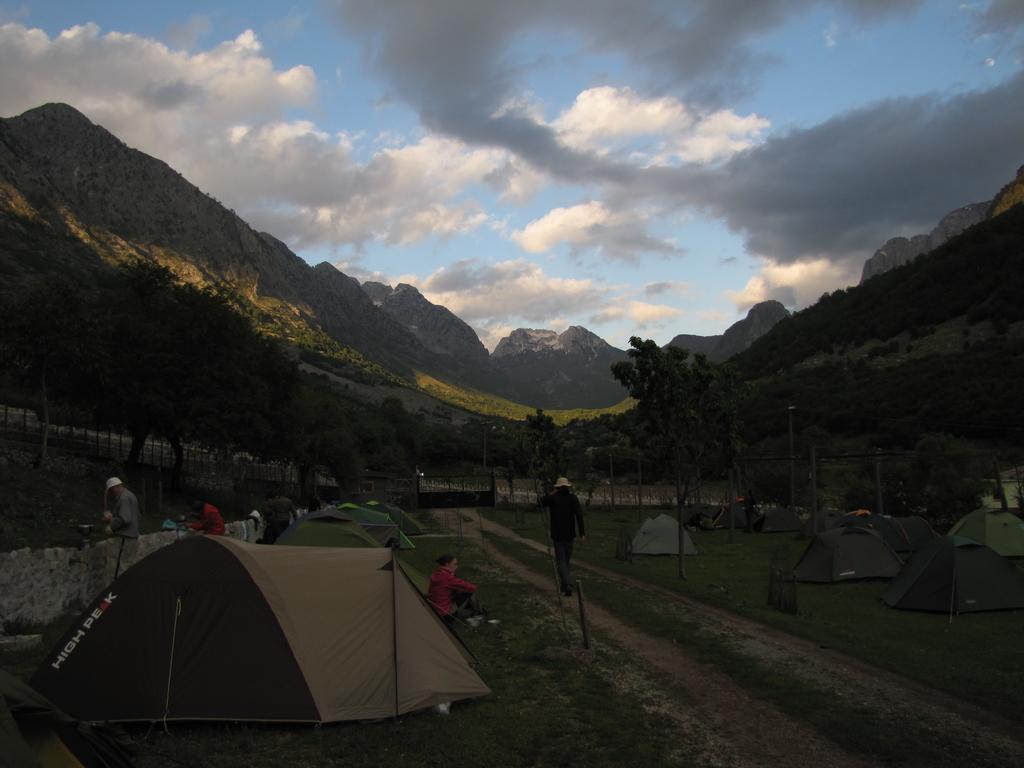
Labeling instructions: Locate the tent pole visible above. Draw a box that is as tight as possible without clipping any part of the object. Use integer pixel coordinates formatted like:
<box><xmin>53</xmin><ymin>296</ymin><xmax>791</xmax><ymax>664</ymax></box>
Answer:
<box><xmin>391</xmin><ymin>545</ymin><xmax>400</xmax><ymax>719</ymax></box>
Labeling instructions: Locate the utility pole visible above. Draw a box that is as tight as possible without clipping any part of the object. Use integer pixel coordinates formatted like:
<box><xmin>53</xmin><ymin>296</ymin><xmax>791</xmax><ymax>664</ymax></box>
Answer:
<box><xmin>608</xmin><ymin>453</ymin><xmax>616</xmax><ymax>513</ymax></box>
<box><xmin>636</xmin><ymin>451</ymin><xmax>642</xmax><ymax>521</ymax></box>
<box><xmin>874</xmin><ymin>448</ymin><xmax>884</xmax><ymax>516</ymax></box>
<box><xmin>787</xmin><ymin>405</ymin><xmax>796</xmax><ymax>515</ymax></box>
<box><xmin>810</xmin><ymin>446</ymin><xmax>818</xmax><ymax>535</ymax></box>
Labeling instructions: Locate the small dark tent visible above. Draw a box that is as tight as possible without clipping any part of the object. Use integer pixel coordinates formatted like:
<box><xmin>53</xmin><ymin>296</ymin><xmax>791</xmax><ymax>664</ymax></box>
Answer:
<box><xmin>794</xmin><ymin>527</ymin><xmax>903</xmax><ymax>583</ymax></box>
<box><xmin>883</xmin><ymin>536</ymin><xmax>1024</xmax><ymax>613</ymax></box>
<box><xmin>948</xmin><ymin>510</ymin><xmax>1024</xmax><ymax>557</ymax></box>
<box><xmin>831</xmin><ymin>513</ymin><xmax>904</xmax><ymax>551</ymax></box>
<box><xmin>713</xmin><ymin>506</ymin><xmax>750</xmax><ymax>530</ymax></box>
<box><xmin>833</xmin><ymin>513</ymin><xmax>938</xmax><ymax>553</ymax></box>
<box><xmin>803</xmin><ymin>509</ymin><xmax>843</xmax><ymax>536</ymax></box>
<box><xmin>31</xmin><ymin>538</ymin><xmax>489</xmax><ymax>723</ymax></box>
<box><xmin>887</xmin><ymin>516</ymin><xmax>938</xmax><ymax>552</ymax></box>
<box><xmin>632</xmin><ymin>514</ymin><xmax>698</xmax><ymax>555</ymax></box>
<box><xmin>680</xmin><ymin>504</ymin><xmax>717</xmax><ymax>528</ymax></box>
<box><xmin>754</xmin><ymin>507</ymin><xmax>803</xmax><ymax>533</ymax></box>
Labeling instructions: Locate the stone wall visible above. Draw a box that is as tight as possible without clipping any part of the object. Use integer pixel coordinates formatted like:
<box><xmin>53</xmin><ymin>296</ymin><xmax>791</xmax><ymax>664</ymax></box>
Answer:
<box><xmin>0</xmin><ymin>521</ymin><xmax>253</xmax><ymax>628</ymax></box>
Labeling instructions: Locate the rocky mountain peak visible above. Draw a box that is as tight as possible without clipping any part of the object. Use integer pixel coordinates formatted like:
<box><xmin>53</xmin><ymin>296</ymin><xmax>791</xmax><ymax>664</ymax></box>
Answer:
<box><xmin>358</xmin><ymin>279</ymin><xmax>488</xmax><ymax>364</ymax></box>
<box><xmin>491</xmin><ymin>328</ymin><xmax>559</xmax><ymax>359</ymax></box>
<box><xmin>860</xmin><ymin>201</ymin><xmax>990</xmax><ymax>283</ymax></box>
<box><xmin>665</xmin><ymin>300</ymin><xmax>789</xmax><ymax>362</ymax></box>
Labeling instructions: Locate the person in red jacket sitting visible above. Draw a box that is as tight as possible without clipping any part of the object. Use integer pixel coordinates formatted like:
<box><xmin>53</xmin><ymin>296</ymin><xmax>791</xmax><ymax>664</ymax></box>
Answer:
<box><xmin>187</xmin><ymin>501</ymin><xmax>225</xmax><ymax>536</ymax></box>
<box><xmin>428</xmin><ymin>554</ymin><xmax>484</xmax><ymax>626</ymax></box>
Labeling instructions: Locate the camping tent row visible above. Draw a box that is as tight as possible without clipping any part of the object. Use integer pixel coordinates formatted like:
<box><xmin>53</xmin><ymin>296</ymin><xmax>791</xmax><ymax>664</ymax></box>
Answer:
<box><xmin>793</xmin><ymin>525</ymin><xmax>1024</xmax><ymax>614</ymax></box>
<box><xmin>882</xmin><ymin>536</ymin><xmax>1024</xmax><ymax>613</ymax></box>
<box><xmin>278</xmin><ymin>507</ymin><xmax>416</xmax><ymax>550</ymax></box>
<box><xmin>31</xmin><ymin>537</ymin><xmax>488</xmax><ymax>724</ymax></box>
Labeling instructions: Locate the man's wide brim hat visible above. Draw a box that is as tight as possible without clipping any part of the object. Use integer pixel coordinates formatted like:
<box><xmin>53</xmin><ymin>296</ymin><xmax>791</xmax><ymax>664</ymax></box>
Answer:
<box><xmin>554</xmin><ymin>477</ymin><xmax>571</xmax><ymax>488</ymax></box>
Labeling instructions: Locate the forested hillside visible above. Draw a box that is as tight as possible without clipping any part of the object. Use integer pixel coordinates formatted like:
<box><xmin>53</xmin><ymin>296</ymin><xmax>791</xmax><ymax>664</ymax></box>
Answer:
<box><xmin>736</xmin><ymin>201</ymin><xmax>1024</xmax><ymax>376</ymax></box>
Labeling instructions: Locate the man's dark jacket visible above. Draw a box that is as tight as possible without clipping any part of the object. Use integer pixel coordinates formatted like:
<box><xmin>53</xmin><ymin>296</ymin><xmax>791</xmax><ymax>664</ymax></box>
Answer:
<box><xmin>542</xmin><ymin>488</ymin><xmax>586</xmax><ymax>542</ymax></box>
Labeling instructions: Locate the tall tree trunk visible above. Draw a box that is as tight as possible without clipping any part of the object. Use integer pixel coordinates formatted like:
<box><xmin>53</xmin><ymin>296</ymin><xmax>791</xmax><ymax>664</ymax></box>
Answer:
<box><xmin>169</xmin><ymin>434</ymin><xmax>185</xmax><ymax>492</ymax></box>
<box><xmin>35</xmin><ymin>367</ymin><xmax>49</xmax><ymax>469</ymax></box>
<box><xmin>127</xmin><ymin>427</ymin><xmax>148</xmax><ymax>468</ymax></box>
<box><xmin>675</xmin><ymin>453</ymin><xmax>687</xmax><ymax>580</ymax></box>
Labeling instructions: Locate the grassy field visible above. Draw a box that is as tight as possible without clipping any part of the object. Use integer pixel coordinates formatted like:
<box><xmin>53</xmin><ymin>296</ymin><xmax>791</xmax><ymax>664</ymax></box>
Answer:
<box><xmin>413</xmin><ymin>370</ymin><xmax>633</xmax><ymax>424</ymax></box>
<box><xmin>482</xmin><ymin>505</ymin><xmax>1024</xmax><ymax>726</ymax></box>
<box><xmin>5</xmin><ymin>473</ymin><xmax>1024</xmax><ymax>767</ymax></box>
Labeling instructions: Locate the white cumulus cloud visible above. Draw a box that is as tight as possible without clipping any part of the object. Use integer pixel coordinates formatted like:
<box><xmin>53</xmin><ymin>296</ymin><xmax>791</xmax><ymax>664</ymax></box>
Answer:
<box><xmin>512</xmin><ymin>201</ymin><xmax>681</xmax><ymax>261</ymax></box>
<box><xmin>726</xmin><ymin>258</ymin><xmax>861</xmax><ymax>313</ymax></box>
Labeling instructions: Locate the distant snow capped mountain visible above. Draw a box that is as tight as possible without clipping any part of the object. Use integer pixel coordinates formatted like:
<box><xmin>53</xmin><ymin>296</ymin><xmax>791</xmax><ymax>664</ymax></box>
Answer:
<box><xmin>492</xmin><ymin>326</ymin><xmax>615</xmax><ymax>360</ymax></box>
<box><xmin>489</xmin><ymin>326</ymin><xmax>627</xmax><ymax>409</ymax></box>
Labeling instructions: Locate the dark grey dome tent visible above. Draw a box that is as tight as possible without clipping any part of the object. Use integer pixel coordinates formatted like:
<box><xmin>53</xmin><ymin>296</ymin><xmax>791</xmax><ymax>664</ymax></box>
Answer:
<box><xmin>803</xmin><ymin>509</ymin><xmax>844</xmax><ymax>536</ymax></box>
<box><xmin>713</xmin><ymin>505</ymin><xmax>751</xmax><ymax>530</ymax></box>
<box><xmin>632</xmin><ymin>514</ymin><xmax>698</xmax><ymax>555</ymax></box>
<box><xmin>794</xmin><ymin>527</ymin><xmax>903</xmax><ymax>583</ymax></box>
<box><xmin>883</xmin><ymin>536</ymin><xmax>1024</xmax><ymax>613</ymax></box>
<box><xmin>753</xmin><ymin>507</ymin><xmax>803</xmax><ymax>533</ymax></box>
<box><xmin>832</xmin><ymin>513</ymin><xmax>937</xmax><ymax>553</ymax></box>
<box><xmin>31</xmin><ymin>537</ymin><xmax>489</xmax><ymax>724</ymax></box>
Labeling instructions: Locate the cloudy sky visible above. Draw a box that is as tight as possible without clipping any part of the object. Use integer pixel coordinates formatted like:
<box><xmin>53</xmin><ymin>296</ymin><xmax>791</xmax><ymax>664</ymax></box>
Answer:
<box><xmin>2</xmin><ymin>1</ymin><xmax>1022</xmax><ymax>349</ymax></box>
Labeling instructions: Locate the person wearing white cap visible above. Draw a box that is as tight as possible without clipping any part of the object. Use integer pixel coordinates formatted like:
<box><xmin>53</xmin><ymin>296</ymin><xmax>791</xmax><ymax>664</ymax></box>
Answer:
<box><xmin>540</xmin><ymin>477</ymin><xmax>586</xmax><ymax>597</ymax></box>
<box><xmin>102</xmin><ymin>477</ymin><xmax>140</xmax><ymax>577</ymax></box>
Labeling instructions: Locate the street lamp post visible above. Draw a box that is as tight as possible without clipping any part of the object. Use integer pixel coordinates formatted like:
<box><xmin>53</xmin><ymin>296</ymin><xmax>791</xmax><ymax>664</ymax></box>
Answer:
<box><xmin>787</xmin><ymin>405</ymin><xmax>796</xmax><ymax>515</ymax></box>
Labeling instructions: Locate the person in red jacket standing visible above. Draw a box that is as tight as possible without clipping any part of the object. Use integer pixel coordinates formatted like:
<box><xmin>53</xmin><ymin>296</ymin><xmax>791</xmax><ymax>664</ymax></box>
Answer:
<box><xmin>187</xmin><ymin>501</ymin><xmax>225</xmax><ymax>536</ymax></box>
<box><xmin>428</xmin><ymin>554</ymin><xmax>484</xmax><ymax>626</ymax></box>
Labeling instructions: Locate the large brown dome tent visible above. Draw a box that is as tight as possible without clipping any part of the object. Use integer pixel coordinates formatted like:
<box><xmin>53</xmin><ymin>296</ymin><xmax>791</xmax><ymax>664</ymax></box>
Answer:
<box><xmin>31</xmin><ymin>537</ymin><xmax>489</xmax><ymax>723</ymax></box>
<box><xmin>883</xmin><ymin>536</ymin><xmax>1024</xmax><ymax>614</ymax></box>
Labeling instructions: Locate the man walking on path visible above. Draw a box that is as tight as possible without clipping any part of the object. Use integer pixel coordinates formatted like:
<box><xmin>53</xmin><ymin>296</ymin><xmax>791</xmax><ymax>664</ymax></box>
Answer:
<box><xmin>102</xmin><ymin>477</ymin><xmax>139</xmax><ymax>578</ymax></box>
<box><xmin>541</xmin><ymin>477</ymin><xmax>586</xmax><ymax>596</ymax></box>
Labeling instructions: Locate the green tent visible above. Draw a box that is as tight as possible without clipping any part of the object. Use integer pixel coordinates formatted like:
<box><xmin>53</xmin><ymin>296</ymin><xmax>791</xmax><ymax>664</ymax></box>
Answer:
<box><xmin>364</xmin><ymin>500</ymin><xmax>424</xmax><ymax>536</ymax></box>
<box><xmin>276</xmin><ymin>510</ymin><xmax>427</xmax><ymax>592</ymax></box>
<box><xmin>883</xmin><ymin>536</ymin><xmax>1024</xmax><ymax>613</ymax></box>
<box><xmin>948</xmin><ymin>510</ymin><xmax>1024</xmax><ymax>557</ymax></box>
<box><xmin>336</xmin><ymin>503</ymin><xmax>416</xmax><ymax>549</ymax></box>
<box><xmin>276</xmin><ymin>510</ymin><xmax>382</xmax><ymax>548</ymax></box>
<box><xmin>754</xmin><ymin>507</ymin><xmax>803</xmax><ymax>533</ymax></box>
<box><xmin>632</xmin><ymin>514</ymin><xmax>698</xmax><ymax>556</ymax></box>
<box><xmin>794</xmin><ymin>527</ymin><xmax>902</xmax><ymax>583</ymax></box>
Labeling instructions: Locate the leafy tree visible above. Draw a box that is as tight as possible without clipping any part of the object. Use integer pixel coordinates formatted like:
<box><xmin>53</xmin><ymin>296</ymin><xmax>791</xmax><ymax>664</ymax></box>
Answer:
<box><xmin>279</xmin><ymin>383</ymin><xmax>362</xmax><ymax>498</ymax></box>
<box><xmin>0</xmin><ymin>277</ymin><xmax>100</xmax><ymax>467</ymax></box>
<box><xmin>910</xmin><ymin>433</ymin><xmax>984</xmax><ymax>528</ymax></box>
<box><xmin>612</xmin><ymin>338</ymin><xmax>743</xmax><ymax>577</ymax></box>
<box><xmin>523</xmin><ymin>409</ymin><xmax>563</xmax><ymax>488</ymax></box>
<box><xmin>93</xmin><ymin>262</ymin><xmax>298</xmax><ymax>489</ymax></box>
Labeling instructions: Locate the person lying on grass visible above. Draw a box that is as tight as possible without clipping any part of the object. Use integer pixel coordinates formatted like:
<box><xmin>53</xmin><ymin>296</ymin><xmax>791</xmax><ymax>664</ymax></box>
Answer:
<box><xmin>428</xmin><ymin>554</ymin><xmax>486</xmax><ymax>626</ymax></box>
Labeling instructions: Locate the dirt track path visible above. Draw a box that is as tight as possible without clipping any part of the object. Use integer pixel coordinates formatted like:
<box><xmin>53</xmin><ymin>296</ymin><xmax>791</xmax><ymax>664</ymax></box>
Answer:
<box><xmin>448</xmin><ymin>511</ymin><xmax>1024</xmax><ymax>768</ymax></box>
